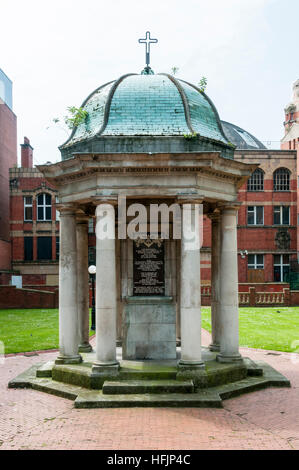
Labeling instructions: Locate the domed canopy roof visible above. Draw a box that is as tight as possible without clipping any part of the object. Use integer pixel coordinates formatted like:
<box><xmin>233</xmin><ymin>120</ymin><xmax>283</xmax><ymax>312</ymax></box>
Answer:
<box><xmin>221</xmin><ymin>121</ymin><xmax>266</xmax><ymax>150</ymax></box>
<box><xmin>61</xmin><ymin>73</ymin><xmax>229</xmax><ymax>149</ymax></box>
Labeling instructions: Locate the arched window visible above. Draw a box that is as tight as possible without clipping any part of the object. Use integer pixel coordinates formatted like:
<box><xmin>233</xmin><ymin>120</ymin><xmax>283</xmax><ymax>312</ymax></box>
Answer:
<box><xmin>274</xmin><ymin>168</ymin><xmax>290</xmax><ymax>192</ymax></box>
<box><xmin>247</xmin><ymin>168</ymin><xmax>264</xmax><ymax>191</ymax></box>
<box><xmin>37</xmin><ymin>193</ymin><xmax>52</xmax><ymax>221</ymax></box>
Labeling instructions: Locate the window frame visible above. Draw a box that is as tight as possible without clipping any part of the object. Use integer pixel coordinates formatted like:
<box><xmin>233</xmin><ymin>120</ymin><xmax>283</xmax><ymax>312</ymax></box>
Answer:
<box><xmin>273</xmin><ymin>206</ymin><xmax>290</xmax><ymax>225</ymax></box>
<box><xmin>37</xmin><ymin>193</ymin><xmax>52</xmax><ymax>222</ymax></box>
<box><xmin>247</xmin><ymin>168</ymin><xmax>264</xmax><ymax>192</ymax></box>
<box><xmin>273</xmin><ymin>168</ymin><xmax>290</xmax><ymax>192</ymax></box>
<box><xmin>247</xmin><ymin>206</ymin><xmax>264</xmax><ymax>226</ymax></box>
<box><xmin>248</xmin><ymin>254</ymin><xmax>264</xmax><ymax>270</ymax></box>
<box><xmin>273</xmin><ymin>254</ymin><xmax>290</xmax><ymax>282</ymax></box>
<box><xmin>24</xmin><ymin>196</ymin><xmax>33</xmax><ymax>222</ymax></box>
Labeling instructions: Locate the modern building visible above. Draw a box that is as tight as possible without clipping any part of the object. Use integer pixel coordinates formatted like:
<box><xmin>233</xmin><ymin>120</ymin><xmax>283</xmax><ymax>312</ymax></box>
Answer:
<box><xmin>0</xmin><ymin>68</ymin><xmax>17</xmax><ymax>273</ymax></box>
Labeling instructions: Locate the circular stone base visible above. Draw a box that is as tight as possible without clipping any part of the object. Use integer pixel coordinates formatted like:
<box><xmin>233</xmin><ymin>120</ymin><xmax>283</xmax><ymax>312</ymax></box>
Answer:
<box><xmin>55</xmin><ymin>354</ymin><xmax>83</xmax><ymax>365</ymax></box>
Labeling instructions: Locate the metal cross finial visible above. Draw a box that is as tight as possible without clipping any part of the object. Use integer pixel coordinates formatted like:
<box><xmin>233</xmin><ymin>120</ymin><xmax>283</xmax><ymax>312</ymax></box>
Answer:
<box><xmin>138</xmin><ymin>31</ymin><xmax>158</xmax><ymax>67</ymax></box>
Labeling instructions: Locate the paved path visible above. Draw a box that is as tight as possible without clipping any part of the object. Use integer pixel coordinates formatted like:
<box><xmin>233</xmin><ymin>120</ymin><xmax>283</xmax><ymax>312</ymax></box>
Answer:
<box><xmin>1</xmin><ymin>331</ymin><xmax>299</xmax><ymax>450</ymax></box>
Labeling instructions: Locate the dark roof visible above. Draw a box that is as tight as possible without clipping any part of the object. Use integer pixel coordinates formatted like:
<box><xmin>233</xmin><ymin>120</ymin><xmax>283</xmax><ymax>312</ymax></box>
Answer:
<box><xmin>221</xmin><ymin>121</ymin><xmax>266</xmax><ymax>150</ymax></box>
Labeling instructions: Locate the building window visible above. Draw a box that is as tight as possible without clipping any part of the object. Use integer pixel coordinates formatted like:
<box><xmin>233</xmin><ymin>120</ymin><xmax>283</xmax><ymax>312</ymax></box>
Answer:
<box><xmin>56</xmin><ymin>236</ymin><xmax>60</xmax><ymax>260</ymax></box>
<box><xmin>37</xmin><ymin>193</ymin><xmax>52</xmax><ymax>221</ymax></box>
<box><xmin>248</xmin><ymin>254</ymin><xmax>264</xmax><ymax>269</ymax></box>
<box><xmin>247</xmin><ymin>169</ymin><xmax>264</xmax><ymax>191</ymax></box>
<box><xmin>274</xmin><ymin>206</ymin><xmax>290</xmax><ymax>225</ymax></box>
<box><xmin>88</xmin><ymin>218</ymin><xmax>94</xmax><ymax>234</ymax></box>
<box><xmin>24</xmin><ymin>237</ymin><xmax>33</xmax><ymax>261</ymax></box>
<box><xmin>56</xmin><ymin>196</ymin><xmax>60</xmax><ymax>222</ymax></box>
<box><xmin>88</xmin><ymin>246</ymin><xmax>96</xmax><ymax>265</ymax></box>
<box><xmin>274</xmin><ymin>254</ymin><xmax>290</xmax><ymax>282</ymax></box>
<box><xmin>37</xmin><ymin>237</ymin><xmax>52</xmax><ymax>260</ymax></box>
<box><xmin>273</xmin><ymin>168</ymin><xmax>290</xmax><ymax>191</ymax></box>
<box><xmin>24</xmin><ymin>196</ymin><xmax>33</xmax><ymax>221</ymax></box>
<box><xmin>247</xmin><ymin>206</ymin><xmax>264</xmax><ymax>225</ymax></box>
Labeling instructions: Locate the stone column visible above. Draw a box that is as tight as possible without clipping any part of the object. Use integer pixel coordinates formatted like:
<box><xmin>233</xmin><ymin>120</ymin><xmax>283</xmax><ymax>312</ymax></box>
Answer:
<box><xmin>209</xmin><ymin>211</ymin><xmax>221</xmax><ymax>352</ymax></box>
<box><xmin>217</xmin><ymin>204</ymin><xmax>242</xmax><ymax>363</ymax></box>
<box><xmin>179</xmin><ymin>201</ymin><xmax>204</xmax><ymax>368</ymax></box>
<box><xmin>56</xmin><ymin>205</ymin><xmax>82</xmax><ymax>365</ymax></box>
<box><xmin>76</xmin><ymin>214</ymin><xmax>92</xmax><ymax>353</ymax></box>
<box><xmin>92</xmin><ymin>200</ymin><xmax>119</xmax><ymax>374</ymax></box>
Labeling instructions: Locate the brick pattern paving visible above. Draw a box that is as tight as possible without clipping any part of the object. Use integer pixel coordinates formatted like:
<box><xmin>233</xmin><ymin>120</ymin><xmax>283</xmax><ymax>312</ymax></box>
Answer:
<box><xmin>0</xmin><ymin>331</ymin><xmax>298</xmax><ymax>450</ymax></box>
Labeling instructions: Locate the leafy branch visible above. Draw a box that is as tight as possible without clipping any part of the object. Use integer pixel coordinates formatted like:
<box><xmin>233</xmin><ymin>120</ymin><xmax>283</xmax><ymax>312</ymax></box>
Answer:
<box><xmin>198</xmin><ymin>77</ymin><xmax>208</xmax><ymax>93</ymax></box>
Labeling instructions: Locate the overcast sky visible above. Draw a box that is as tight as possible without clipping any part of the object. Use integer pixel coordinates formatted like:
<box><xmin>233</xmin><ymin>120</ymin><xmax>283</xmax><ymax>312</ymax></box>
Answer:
<box><xmin>1</xmin><ymin>0</ymin><xmax>298</xmax><ymax>164</ymax></box>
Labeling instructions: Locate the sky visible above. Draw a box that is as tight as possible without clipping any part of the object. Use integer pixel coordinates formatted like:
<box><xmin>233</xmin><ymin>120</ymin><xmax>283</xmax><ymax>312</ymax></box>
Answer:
<box><xmin>1</xmin><ymin>0</ymin><xmax>298</xmax><ymax>165</ymax></box>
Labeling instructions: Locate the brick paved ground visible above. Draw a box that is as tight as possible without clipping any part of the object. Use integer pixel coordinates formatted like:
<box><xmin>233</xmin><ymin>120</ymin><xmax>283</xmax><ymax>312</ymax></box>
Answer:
<box><xmin>0</xmin><ymin>330</ymin><xmax>299</xmax><ymax>450</ymax></box>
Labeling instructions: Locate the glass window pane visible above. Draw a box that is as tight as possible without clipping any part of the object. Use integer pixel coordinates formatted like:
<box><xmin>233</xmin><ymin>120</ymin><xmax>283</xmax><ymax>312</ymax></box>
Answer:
<box><xmin>248</xmin><ymin>255</ymin><xmax>255</xmax><ymax>266</ymax></box>
<box><xmin>25</xmin><ymin>207</ymin><xmax>32</xmax><ymax>221</ymax></box>
<box><xmin>46</xmin><ymin>207</ymin><xmax>52</xmax><ymax>220</ymax></box>
<box><xmin>45</xmin><ymin>194</ymin><xmax>51</xmax><ymax>205</ymax></box>
<box><xmin>274</xmin><ymin>207</ymin><xmax>281</xmax><ymax>225</ymax></box>
<box><xmin>274</xmin><ymin>266</ymin><xmax>281</xmax><ymax>282</ymax></box>
<box><xmin>283</xmin><ymin>266</ymin><xmax>290</xmax><ymax>282</ymax></box>
<box><xmin>283</xmin><ymin>255</ymin><xmax>290</xmax><ymax>264</ymax></box>
<box><xmin>256</xmin><ymin>207</ymin><xmax>264</xmax><ymax>224</ymax></box>
<box><xmin>274</xmin><ymin>255</ymin><xmax>281</xmax><ymax>265</ymax></box>
<box><xmin>38</xmin><ymin>194</ymin><xmax>44</xmax><ymax>205</ymax></box>
<box><xmin>256</xmin><ymin>254</ymin><xmax>264</xmax><ymax>266</ymax></box>
<box><xmin>283</xmin><ymin>206</ymin><xmax>290</xmax><ymax>225</ymax></box>
<box><xmin>38</xmin><ymin>207</ymin><xmax>44</xmax><ymax>220</ymax></box>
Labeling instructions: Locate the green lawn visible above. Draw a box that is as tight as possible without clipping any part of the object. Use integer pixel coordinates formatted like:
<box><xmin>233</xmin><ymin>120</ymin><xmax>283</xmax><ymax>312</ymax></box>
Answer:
<box><xmin>0</xmin><ymin>309</ymin><xmax>94</xmax><ymax>355</ymax></box>
<box><xmin>202</xmin><ymin>307</ymin><xmax>299</xmax><ymax>353</ymax></box>
<box><xmin>0</xmin><ymin>307</ymin><xmax>299</xmax><ymax>355</ymax></box>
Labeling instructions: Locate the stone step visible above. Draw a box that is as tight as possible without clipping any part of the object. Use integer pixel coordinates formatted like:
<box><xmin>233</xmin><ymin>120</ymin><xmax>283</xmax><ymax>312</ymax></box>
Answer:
<box><xmin>102</xmin><ymin>379</ymin><xmax>194</xmax><ymax>395</ymax></box>
<box><xmin>75</xmin><ymin>391</ymin><xmax>222</xmax><ymax>408</ymax></box>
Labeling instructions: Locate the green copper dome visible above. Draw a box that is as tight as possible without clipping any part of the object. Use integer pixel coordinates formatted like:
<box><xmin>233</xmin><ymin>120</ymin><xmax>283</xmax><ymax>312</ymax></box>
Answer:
<box><xmin>60</xmin><ymin>73</ymin><xmax>233</xmax><ymax>159</ymax></box>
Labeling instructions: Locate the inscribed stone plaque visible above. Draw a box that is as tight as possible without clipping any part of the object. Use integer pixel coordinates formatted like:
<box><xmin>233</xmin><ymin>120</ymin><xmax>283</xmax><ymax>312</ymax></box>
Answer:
<box><xmin>133</xmin><ymin>239</ymin><xmax>165</xmax><ymax>296</ymax></box>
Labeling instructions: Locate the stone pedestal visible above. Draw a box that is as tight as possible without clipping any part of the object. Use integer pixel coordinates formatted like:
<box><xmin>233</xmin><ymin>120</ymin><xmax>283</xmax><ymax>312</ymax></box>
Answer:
<box><xmin>123</xmin><ymin>296</ymin><xmax>176</xmax><ymax>360</ymax></box>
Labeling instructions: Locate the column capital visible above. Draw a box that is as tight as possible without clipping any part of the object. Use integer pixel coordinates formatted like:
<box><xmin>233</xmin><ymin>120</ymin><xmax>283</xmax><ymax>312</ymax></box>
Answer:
<box><xmin>76</xmin><ymin>213</ymin><xmax>90</xmax><ymax>225</ymax></box>
<box><xmin>208</xmin><ymin>209</ymin><xmax>221</xmax><ymax>222</ymax></box>
<box><xmin>92</xmin><ymin>196</ymin><xmax>118</xmax><ymax>206</ymax></box>
<box><xmin>176</xmin><ymin>194</ymin><xmax>204</xmax><ymax>205</ymax></box>
<box><xmin>217</xmin><ymin>201</ymin><xmax>242</xmax><ymax>212</ymax></box>
<box><xmin>56</xmin><ymin>203</ymin><xmax>78</xmax><ymax>216</ymax></box>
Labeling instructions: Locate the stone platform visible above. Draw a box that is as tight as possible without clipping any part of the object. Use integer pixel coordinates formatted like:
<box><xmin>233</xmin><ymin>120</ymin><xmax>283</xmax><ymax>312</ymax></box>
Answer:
<box><xmin>8</xmin><ymin>348</ymin><xmax>290</xmax><ymax>408</ymax></box>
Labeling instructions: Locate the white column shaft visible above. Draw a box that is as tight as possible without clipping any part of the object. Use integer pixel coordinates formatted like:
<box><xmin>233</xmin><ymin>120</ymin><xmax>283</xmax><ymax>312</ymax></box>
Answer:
<box><xmin>94</xmin><ymin>204</ymin><xmax>118</xmax><ymax>367</ymax></box>
<box><xmin>76</xmin><ymin>218</ymin><xmax>92</xmax><ymax>352</ymax></box>
<box><xmin>217</xmin><ymin>207</ymin><xmax>241</xmax><ymax>362</ymax></box>
<box><xmin>179</xmin><ymin>205</ymin><xmax>203</xmax><ymax>366</ymax></box>
<box><xmin>210</xmin><ymin>214</ymin><xmax>221</xmax><ymax>351</ymax></box>
<box><xmin>56</xmin><ymin>208</ymin><xmax>81</xmax><ymax>364</ymax></box>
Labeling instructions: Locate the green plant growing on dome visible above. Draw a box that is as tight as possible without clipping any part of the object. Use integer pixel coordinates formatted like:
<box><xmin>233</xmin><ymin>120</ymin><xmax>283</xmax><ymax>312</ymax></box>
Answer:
<box><xmin>183</xmin><ymin>132</ymin><xmax>198</xmax><ymax>141</ymax></box>
<box><xmin>198</xmin><ymin>77</ymin><xmax>208</xmax><ymax>93</ymax></box>
<box><xmin>64</xmin><ymin>106</ymin><xmax>89</xmax><ymax>129</ymax></box>
<box><xmin>171</xmin><ymin>66</ymin><xmax>179</xmax><ymax>76</ymax></box>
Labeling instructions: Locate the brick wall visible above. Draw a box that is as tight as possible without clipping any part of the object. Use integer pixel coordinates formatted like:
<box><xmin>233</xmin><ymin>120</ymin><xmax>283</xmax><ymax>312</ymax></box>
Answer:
<box><xmin>0</xmin><ymin>286</ymin><xmax>58</xmax><ymax>309</ymax></box>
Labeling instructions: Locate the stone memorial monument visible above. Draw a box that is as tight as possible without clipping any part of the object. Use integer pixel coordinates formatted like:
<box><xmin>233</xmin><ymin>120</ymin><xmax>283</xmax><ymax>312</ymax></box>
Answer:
<box><xmin>9</xmin><ymin>34</ymin><xmax>290</xmax><ymax>407</ymax></box>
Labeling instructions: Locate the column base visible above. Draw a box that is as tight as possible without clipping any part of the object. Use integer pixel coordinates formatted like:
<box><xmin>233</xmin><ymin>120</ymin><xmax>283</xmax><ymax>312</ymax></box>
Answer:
<box><xmin>216</xmin><ymin>353</ymin><xmax>243</xmax><ymax>364</ymax></box>
<box><xmin>178</xmin><ymin>360</ymin><xmax>205</xmax><ymax>370</ymax></box>
<box><xmin>209</xmin><ymin>342</ymin><xmax>220</xmax><ymax>352</ymax></box>
<box><xmin>91</xmin><ymin>361</ymin><xmax>120</xmax><ymax>376</ymax></box>
<box><xmin>55</xmin><ymin>354</ymin><xmax>82</xmax><ymax>365</ymax></box>
<box><xmin>78</xmin><ymin>343</ymin><xmax>93</xmax><ymax>353</ymax></box>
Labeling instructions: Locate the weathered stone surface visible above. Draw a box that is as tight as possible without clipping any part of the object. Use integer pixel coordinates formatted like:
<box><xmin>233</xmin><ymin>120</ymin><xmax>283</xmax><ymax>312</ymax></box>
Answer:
<box><xmin>102</xmin><ymin>379</ymin><xmax>194</xmax><ymax>395</ymax></box>
<box><xmin>123</xmin><ymin>297</ymin><xmax>176</xmax><ymax>360</ymax></box>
